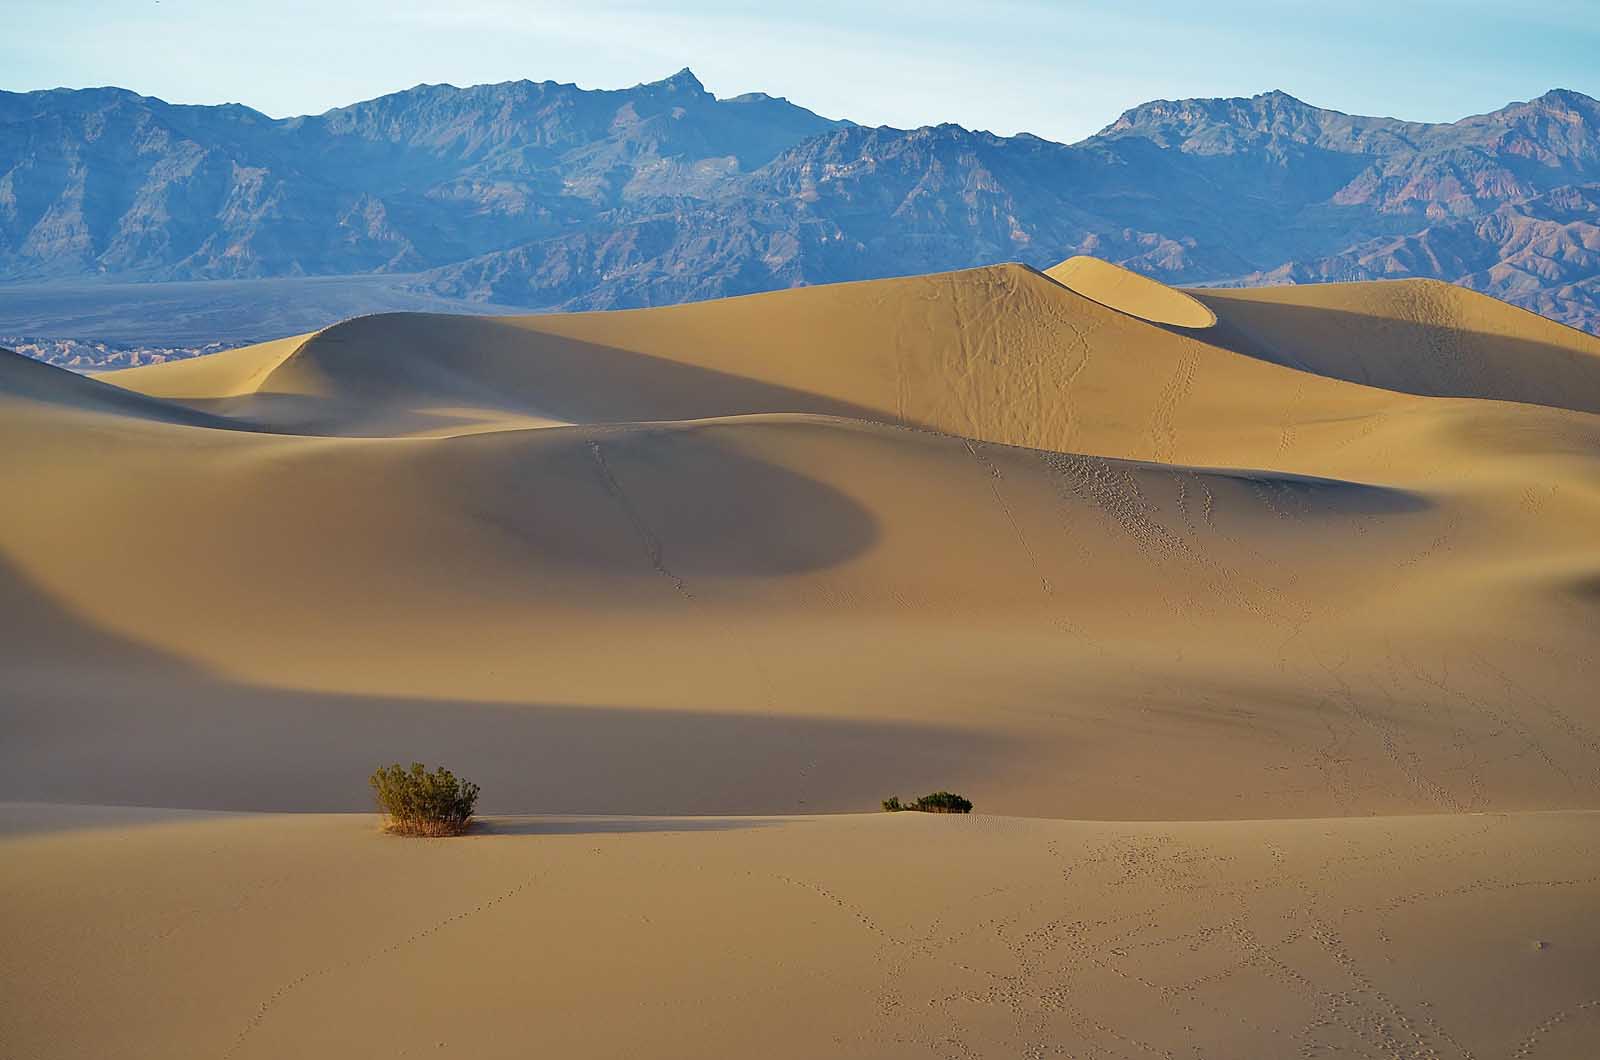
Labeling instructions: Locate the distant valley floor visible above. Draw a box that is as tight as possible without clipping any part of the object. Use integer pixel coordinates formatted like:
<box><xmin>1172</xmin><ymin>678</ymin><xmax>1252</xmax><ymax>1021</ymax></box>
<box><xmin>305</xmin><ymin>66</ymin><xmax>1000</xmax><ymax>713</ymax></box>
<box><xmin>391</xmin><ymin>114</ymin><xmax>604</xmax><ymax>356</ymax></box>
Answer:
<box><xmin>0</xmin><ymin>274</ymin><xmax>532</xmax><ymax>369</ymax></box>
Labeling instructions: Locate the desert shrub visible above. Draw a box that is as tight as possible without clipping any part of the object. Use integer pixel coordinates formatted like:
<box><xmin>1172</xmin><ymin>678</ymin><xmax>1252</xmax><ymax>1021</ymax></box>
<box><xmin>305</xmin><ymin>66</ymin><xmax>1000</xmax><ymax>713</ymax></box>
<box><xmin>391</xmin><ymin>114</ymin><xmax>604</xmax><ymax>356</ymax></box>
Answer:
<box><xmin>370</xmin><ymin>762</ymin><xmax>481</xmax><ymax>836</ymax></box>
<box><xmin>914</xmin><ymin>791</ymin><xmax>973</xmax><ymax>813</ymax></box>
<box><xmin>881</xmin><ymin>790</ymin><xmax>972</xmax><ymax>814</ymax></box>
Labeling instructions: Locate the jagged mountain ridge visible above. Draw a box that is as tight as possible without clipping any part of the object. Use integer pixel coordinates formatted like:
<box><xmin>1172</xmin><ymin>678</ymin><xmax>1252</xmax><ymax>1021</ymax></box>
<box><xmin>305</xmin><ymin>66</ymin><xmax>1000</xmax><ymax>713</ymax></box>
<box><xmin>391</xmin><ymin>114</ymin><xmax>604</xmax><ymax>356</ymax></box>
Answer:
<box><xmin>0</xmin><ymin>70</ymin><xmax>844</xmax><ymax>280</ymax></box>
<box><xmin>3</xmin><ymin>71</ymin><xmax>1599</xmax><ymax>333</ymax></box>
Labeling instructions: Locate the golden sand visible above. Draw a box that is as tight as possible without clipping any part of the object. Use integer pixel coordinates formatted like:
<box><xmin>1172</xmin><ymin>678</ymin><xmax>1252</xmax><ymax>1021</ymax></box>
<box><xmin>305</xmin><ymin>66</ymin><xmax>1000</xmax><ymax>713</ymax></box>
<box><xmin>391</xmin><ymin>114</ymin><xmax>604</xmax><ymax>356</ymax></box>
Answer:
<box><xmin>3</xmin><ymin>258</ymin><xmax>1598</xmax><ymax>1056</ymax></box>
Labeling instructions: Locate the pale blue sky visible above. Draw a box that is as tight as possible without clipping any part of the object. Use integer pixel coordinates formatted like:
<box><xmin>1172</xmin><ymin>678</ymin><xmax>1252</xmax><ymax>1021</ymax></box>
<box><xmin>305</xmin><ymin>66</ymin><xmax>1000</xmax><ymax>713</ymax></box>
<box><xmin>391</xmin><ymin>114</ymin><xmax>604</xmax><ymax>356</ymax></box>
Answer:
<box><xmin>4</xmin><ymin>0</ymin><xmax>1597</xmax><ymax>142</ymax></box>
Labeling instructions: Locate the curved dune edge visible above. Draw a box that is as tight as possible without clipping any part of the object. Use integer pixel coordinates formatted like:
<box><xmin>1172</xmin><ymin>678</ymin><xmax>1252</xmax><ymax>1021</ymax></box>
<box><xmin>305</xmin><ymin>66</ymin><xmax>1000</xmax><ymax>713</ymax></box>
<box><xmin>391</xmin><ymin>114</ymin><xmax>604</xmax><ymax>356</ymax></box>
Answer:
<box><xmin>1046</xmin><ymin>255</ymin><xmax>1218</xmax><ymax>328</ymax></box>
<box><xmin>100</xmin><ymin>331</ymin><xmax>317</xmax><ymax>400</ymax></box>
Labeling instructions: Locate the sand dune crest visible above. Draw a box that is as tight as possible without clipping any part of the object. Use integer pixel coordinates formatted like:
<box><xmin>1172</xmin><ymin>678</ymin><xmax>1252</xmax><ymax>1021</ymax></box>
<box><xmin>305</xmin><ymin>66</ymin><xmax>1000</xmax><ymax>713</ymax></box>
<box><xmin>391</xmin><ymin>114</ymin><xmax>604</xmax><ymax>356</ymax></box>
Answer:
<box><xmin>1046</xmin><ymin>254</ymin><xmax>1218</xmax><ymax>328</ymax></box>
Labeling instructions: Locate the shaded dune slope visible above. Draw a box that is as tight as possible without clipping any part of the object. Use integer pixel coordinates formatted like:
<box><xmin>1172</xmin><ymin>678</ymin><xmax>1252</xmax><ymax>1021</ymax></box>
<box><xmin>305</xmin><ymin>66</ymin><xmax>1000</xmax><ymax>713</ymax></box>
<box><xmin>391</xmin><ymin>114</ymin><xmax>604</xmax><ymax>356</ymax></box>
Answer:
<box><xmin>4</xmin><ymin>261</ymin><xmax>1597</xmax><ymax>818</ymax></box>
<box><xmin>0</xmin><ymin>345</ymin><xmax>236</xmax><ymax>428</ymax></box>
<box><xmin>1195</xmin><ymin>278</ymin><xmax>1600</xmax><ymax>414</ymax></box>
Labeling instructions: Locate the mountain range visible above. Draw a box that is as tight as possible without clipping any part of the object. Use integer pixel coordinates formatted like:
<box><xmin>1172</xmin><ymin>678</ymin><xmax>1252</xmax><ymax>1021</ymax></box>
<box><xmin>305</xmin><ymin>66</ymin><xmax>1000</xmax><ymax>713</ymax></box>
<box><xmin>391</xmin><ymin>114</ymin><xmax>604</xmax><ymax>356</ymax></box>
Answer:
<box><xmin>3</xmin><ymin>69</ymin><xmax>1599</xmax><ymax>334</ymax></box>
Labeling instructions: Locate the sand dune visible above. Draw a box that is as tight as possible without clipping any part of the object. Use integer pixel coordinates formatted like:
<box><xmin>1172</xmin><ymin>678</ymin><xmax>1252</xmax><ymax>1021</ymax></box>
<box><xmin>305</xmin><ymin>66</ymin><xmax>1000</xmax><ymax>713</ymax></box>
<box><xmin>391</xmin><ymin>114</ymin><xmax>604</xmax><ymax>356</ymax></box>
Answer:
<box><xmin>0</xmin><ymin>343</ymin><xmax>231</xmax><ymax>427</ymax></box>
<box><xmin>3</xmin><ymin>805</ymin><xmax>1595</xmax><ymax>1059</ymax></box>
<box><xmin>1195</xmin><ymin>279</ymin><xmax>1600</xmax><ymax>414</ymax></box>
<box><xmin>5</xmin><ymin>259</ymin><xmax>1600</xmax><ymax>1056</ymax></box>
<box><xmin>1047</xmin><ymin>254</ymin><xmax>1219</xmax><ymax>328</ymax></box>
<box><xmin>18</xmin><ymin>259</ymin><xmax>1592</xmax><ymax>818</ymax></box>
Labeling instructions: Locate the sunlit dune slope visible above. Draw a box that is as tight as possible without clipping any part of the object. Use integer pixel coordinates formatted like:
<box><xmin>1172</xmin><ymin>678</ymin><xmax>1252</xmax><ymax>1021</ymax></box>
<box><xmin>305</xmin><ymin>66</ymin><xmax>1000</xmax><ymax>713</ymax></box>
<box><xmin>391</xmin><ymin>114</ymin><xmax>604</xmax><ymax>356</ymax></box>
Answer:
<box><xmin>5</xmin><ymin>260</ymin><xmax>1599</xmax><ymax>820</ymax></box>
<box><xmin>102</xmin><ymin>332</ymin><xmax>314</xmax><ymax>400</ymax></box>
<box><xmin>1047</xmin><ymin>254</ymin><xmax>1218</xmax><ymax>328</ymax></box>
<box><xmin>4</xmin><ymin>806</ymin><xmax>1595</xmax><ymax>1060</ymax></box>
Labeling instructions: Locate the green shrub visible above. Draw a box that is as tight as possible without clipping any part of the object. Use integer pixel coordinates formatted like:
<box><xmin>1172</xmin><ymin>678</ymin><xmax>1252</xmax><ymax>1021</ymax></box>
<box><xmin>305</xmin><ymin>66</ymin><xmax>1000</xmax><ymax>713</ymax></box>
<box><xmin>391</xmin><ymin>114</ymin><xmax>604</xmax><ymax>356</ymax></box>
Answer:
<box><xmin>370</xmin><ymin>762</ymin><xmax>481</xmax><ymax>836</ymax></box>
<box><xmin>914</xmin><ymin>791</ymin><xmax>973</xmax><ymax>813</ymax></box>
<box><xmin>881</xmin><ymin>790</ymin><xmax>972</xmax><ymax>814</ymax></box>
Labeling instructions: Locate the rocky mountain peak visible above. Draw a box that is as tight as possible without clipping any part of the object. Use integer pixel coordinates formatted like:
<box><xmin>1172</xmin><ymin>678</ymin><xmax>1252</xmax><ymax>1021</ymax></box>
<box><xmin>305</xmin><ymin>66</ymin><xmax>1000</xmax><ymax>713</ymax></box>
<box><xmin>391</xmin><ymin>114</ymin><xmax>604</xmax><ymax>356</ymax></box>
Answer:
<box><xmin>646</xmin><ymin>68</ymin><xmax>710</xmax><ymax>97</ymax></box>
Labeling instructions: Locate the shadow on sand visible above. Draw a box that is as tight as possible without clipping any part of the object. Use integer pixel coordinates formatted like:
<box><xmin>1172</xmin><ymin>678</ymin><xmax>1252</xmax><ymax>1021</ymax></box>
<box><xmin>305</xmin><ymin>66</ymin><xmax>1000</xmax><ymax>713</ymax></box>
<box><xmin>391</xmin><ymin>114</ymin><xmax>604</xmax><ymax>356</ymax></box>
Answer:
<box><xmin>1192</xmin><ymin>294</ymin><xmax>1600</xmax><ymax>415</ymax></box>
<box><xmin>0</xmin><ymin>554</ymin><xmax>1015</xmax><ymax>818</ymax></box>
<box><xmin>472</xmin><ymin>816</ymin><xmax>792</xmax><ymax>837</ymax></box>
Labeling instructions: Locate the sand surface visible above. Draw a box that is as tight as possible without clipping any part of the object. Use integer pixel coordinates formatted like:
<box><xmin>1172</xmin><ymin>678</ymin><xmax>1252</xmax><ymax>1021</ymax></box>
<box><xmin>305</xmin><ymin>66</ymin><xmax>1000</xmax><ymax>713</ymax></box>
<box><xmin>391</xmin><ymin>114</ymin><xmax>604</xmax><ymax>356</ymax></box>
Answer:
<box><xmin>2</xmin><ymin>805</ymin><xmax>1595</xmax><ymax>1059</ymax></box>
<box><xmin>1047</xmin><ymin>255</ymin><xmax>1218</xmax><ymax>328</ymax></box>
<box><xmin>4</xmin><ymin>258</ymin><xmax>1600</xmax><ymax>1055</ymax></box>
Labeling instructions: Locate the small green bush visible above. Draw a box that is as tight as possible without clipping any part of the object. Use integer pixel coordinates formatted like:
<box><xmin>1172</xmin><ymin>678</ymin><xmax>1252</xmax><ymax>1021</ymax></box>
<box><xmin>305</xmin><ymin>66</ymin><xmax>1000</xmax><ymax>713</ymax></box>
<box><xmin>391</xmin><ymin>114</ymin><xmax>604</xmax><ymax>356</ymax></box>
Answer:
<box><xmin>370</xmin><ymin>762</ymin><xmax>481</xmax><ymax>836</ymax></box>
<box><xmin>882</xmin><ymin>790</ymin><xmax>973</xmax><ymax>814</ymax></box>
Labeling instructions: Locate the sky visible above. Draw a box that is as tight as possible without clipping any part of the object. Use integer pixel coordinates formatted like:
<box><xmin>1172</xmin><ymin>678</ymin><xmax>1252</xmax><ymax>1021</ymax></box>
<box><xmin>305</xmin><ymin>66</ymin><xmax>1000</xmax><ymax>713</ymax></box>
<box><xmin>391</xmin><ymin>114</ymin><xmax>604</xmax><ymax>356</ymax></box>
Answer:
<box><xmin>3</xmin><ymin>0</ymin><xmax>1598</xmax><ymax>143</ymax></box>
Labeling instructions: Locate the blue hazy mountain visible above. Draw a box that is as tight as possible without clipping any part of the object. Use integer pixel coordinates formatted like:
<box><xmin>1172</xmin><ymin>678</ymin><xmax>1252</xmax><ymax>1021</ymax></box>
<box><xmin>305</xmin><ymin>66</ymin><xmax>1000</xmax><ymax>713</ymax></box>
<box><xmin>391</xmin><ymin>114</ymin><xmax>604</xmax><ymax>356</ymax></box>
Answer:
<box><xmin>3</xmin><ymin>71</ymin><xmax>1597</xmax><ymax>335</ymax></box>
